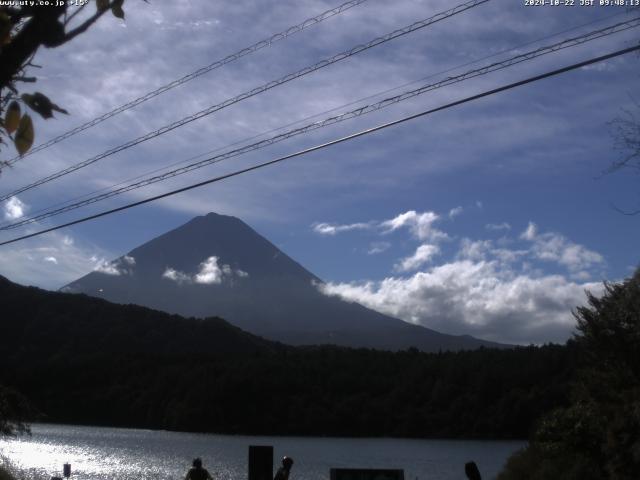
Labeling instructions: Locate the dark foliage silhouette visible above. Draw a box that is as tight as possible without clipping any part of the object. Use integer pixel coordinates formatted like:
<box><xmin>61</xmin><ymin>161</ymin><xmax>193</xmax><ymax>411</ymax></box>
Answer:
<box><xmin>498</xmin><ymin>269</ymin><xmax>640</xmax><ymax>479</ymax></box>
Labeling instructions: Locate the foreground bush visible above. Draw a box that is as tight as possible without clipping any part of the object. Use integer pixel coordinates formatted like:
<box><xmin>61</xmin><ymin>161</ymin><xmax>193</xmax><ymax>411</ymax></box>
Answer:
<box><xmin>498</xmin><ymin>269</ymin><xmax>640</xmax><ymax>480</ymax></box>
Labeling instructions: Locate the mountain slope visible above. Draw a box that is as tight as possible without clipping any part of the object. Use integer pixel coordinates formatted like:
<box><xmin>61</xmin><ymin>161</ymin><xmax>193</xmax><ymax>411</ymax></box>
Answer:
<box><xmin>63</xmin><ymin>212</ymin><xmax>506</xmax><ymax>351</ymax></box>
<box><xmin>0</xmin><ymin>274</ymin><xmax>274</xmax><ymax>358</ymax></box>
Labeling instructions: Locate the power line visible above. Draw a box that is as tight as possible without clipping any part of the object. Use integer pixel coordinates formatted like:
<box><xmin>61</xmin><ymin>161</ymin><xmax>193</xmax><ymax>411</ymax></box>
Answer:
<box><xmin>0</xmin><ymin>0</ymin><xmax>489</xmax><ymax>203</ymax></box>
<box><xmin>8</xmin><ymin>8</ymin><xmax>627</xmax><ymax>228</ymax></box>
<box><xmin>4</xmin><ymin>0</ymin><xmax>371</xmax><ymax>166</ymax></box>
<box><xmin>4</xmin><ymin>17</ymin><xmax>638</xmax><ymax>231</ymax></box>
<box><xmin>1</xmin><ymin>44</ymin><xmax>637</xmax><ymax>248</ymax></box>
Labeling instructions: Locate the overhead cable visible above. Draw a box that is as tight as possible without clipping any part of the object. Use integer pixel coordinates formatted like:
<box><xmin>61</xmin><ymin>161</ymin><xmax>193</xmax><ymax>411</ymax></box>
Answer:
<box><xmin>10</xmin><ymin>8</ymin><xmax>628</xmax><ymax>226</ymax></box>
<box><xmin>1</xmin><ymin>43</ymin><xmax>637</xmax><ymax>247</ymax></box>
<box><xmin>0</xmin><ymin>0</ymin><xmax>490</xmax><ymax>202</ymax></box>
<box><xmin>4</xmin><ymin>0</ymin><xmax>371</xmax><ymax>165</ymax></box>
<box><xmin>3</xmin><ymin>17</ymin><xmax>638</xmax><ymax>231</ymax></box>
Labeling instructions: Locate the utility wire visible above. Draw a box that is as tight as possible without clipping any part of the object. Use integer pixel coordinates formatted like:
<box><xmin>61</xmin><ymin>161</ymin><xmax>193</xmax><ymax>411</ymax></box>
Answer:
<box><xmin>4</xmin><ymin>0</ymin><xmax>371</xmax><ymax>166</ymax></box>
<box><xmin>0</xmin><ymin>0</ymin><xmax>489</xmax><ymax>203</ymax></box>
<box><xmin>1</xmin><ymin>44</ymin><xmax>637</xmax><ymax>247</ymax></box>
<box><xmin>3</xmin><ymin>17</ymin><xmax>638</xmax><ymax>231</ymax></box>
<box><xmin>8</xmin><ymin>8</ymin><xmax>627</xmax><ymax>227</ymax></box>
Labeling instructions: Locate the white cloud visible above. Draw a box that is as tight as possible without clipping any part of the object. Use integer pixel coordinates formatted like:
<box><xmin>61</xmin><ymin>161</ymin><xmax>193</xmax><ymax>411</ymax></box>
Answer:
<box><xmin>3</xmin><ymin>197</ymin><xmax>26</xmax><ymax>220</ymax></box>
<box><xmin>93</xmin><ymin>258</ymin><xmax>122</xmax><ymax>276</ymax></box>
<box><xmin>162</xmin><ymin>267</ymin><xmax>192</xmax><ymax>284</ymax></box>
<box><xmin>319</xmin><ymin>259</ymin><xmax>603</xmax><ymax>345</ymax></box>
<box><xmin>381</xmin><ymin>210</ymin><xmax>448</xmax><ymax>242</ymax></box>
<box><xmin>313</xmin><ymin>210</ymin><xmax>450</xmax><ymax>243</ymax></box>
<box><xmin>92</xmin><ymin>255</ymin><xmax>136</xmax><ymax>276</ymax></box>
<box><xmin>368</xmin><ymin>241</ymin><xmax>391</xmax><ymax>255</ymax></box>
<box><xmin>521</xmin><ymin>222</ymin><xmax>538</xmax><ymax>241</ymax></box>
<box><xmin>521</xmin><ymin>222</ymin><xmax>604</xmax><ymax>272</ymax></box>
<box><xmin>486</xmin><ymin>222</ymin><xmax>511</xmax><ymax>231</ymax></box>
<box><xmin>457</xmin><ymin>238</ymin><xmax>528</xmax><ymax>265</ymax></box>
<box><xmin>0</xmin><ymin>231</ymin><xmax>117</xmax><ymax>289</ymax></box>
<box><xmin>448</xmin><ymin>206</ymin><xmax>463</xmax><ymax>219</ymax></box>
<box><xmin>317</xmin><ymin>216</ymin><xmax>611</xmax><ymax>344</ymax></box>
<box><xmin>457</xmin><ymin>239</ymin><xmax>493</xmax><ymax>262</ymax></box>
<box><xmin>162</xmin><ymin>256</ymin><xmax>248</xmax><ymax>284</ymax></box>
<box><xmin>312</xmin><ymin>222</ymin><xmax>372</xmax><ymax>235</ymax></box>
<box><xmin>44</xmin><ymin>256</ymin><xmax>58</xmax><ymax>264</ymax></box>
<box><xmin>194</xmin><ymin>256</ymin><xmax>224</xmax><ymax>284</ymax></box>
<box><xmin>395</xmin><ymin>244</ymin><xmax>440</xmax><ymax>272</ymax></box>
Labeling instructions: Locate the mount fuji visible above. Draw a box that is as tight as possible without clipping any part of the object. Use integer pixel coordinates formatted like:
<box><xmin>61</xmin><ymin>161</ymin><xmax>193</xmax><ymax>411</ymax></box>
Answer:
<box><xmin>63</xmin><ymin>212</ymin><xmax>506</xmax><ymax>351</ymax></box>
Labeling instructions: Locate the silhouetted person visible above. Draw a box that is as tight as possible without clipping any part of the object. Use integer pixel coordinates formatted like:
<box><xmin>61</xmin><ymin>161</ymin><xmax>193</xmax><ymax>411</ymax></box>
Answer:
<box><xmin>185</xmin><ymin>458</ymin><xmax>213</xmax><ymax>480</ymax></box>
<box><xmin>464</xmin><ymin>461</ymin><xmax>481</xmax><ymax>480</ymax></box>
<box><xmin>274</xmin><ymin>456</ymin><xmax>294</xmax><ymax>480</ymax></box>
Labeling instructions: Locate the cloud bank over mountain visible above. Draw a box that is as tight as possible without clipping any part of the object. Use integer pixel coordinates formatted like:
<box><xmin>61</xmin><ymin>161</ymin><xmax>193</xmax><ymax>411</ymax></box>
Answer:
<box><xmin>314</xmin><ymin>210</ymin><xmax>605</xmax><ymax>344</ymax></box>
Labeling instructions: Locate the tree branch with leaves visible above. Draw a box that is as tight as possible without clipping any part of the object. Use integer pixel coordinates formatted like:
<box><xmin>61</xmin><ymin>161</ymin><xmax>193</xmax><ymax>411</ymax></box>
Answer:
<box><xmin>0</xmin><ymin>0</ymin><xmax>141</xmax><ymax>169</ymax></box>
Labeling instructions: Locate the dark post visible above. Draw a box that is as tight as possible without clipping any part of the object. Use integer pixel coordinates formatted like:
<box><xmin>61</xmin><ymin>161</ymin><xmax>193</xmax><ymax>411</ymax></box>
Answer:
<box><xmin>248</xmin><ymin>445</ymin><xmax>273</xmax><ymax>480</ymax></box>
<box><xmin>63</xmin><ymin>464</ymin><xmax>71</xmax><ymax>479</ymax></box>
<box><xmin>464</xmin><ymin>461</ymin><xmax>481</xmax><ymax>480</ymax></box>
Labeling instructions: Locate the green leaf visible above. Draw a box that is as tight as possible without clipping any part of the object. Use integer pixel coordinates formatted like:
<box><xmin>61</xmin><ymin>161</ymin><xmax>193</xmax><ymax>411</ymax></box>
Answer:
<box><xmin>4</xmin><ymin>101</ymin><xmax>21</xmax><ymax>134</ymax></box>
<box><xmin>14</xmin><ymin>114</ymin><xmax>34</xmax><ymax>156</ymax></box>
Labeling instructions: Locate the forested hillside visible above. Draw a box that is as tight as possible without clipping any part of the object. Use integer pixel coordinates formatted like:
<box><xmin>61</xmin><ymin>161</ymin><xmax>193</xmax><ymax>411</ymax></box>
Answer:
<box><xmin>1</xmin><ymin>276</ymin><xmax>576</xmax><ymax>438</ymax></box>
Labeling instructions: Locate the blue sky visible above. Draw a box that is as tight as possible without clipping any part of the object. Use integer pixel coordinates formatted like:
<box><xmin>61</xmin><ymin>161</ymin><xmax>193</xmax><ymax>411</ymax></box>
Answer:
<box><xmin>0</xmin><ymin>0</ymin><xmax>638</xmax><ymax>344</ymax></box>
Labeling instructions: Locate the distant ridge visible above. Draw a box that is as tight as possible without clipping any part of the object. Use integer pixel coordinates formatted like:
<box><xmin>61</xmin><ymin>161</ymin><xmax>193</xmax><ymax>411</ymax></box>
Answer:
<box><xmin>63</xmin><ymin>212</ymin><xmax>508</xmax><ymax>352</ymax></box>
<box><xmin>0</xmin><ymin>273</ymin><xmax>274</xmax><ymax>357</ymax></box>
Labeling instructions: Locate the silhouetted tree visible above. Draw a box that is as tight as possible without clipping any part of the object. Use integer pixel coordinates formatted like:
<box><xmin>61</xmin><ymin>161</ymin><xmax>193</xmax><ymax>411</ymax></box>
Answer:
<box><xmin>0</xmin><ymin>1</ymin><xmax>140</xmax><ymax>164</ymax></box>
<box><xmin>0</xmin><ymin>384</ymin><xmax>33</xmax><ymax>436</ymax></box>
<box><xmin>499</xmin><ymin>269</ymin><xmax>640</xmax><ymax>480</ymax></box>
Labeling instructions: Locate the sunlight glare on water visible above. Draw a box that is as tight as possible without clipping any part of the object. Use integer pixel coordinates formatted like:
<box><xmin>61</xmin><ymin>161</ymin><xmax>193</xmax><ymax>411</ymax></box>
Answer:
<box><xmin>0</xmin><ymin>424</ymin><xmax>524</xmax><ymax>480</ymax></box>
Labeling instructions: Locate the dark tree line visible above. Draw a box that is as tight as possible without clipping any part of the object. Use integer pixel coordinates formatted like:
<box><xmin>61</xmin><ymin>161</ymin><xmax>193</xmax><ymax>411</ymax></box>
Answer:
<box><xmin>0</xmin><ymin>275</ymin><xmax>578</xmax><ymax>439</ymax></box>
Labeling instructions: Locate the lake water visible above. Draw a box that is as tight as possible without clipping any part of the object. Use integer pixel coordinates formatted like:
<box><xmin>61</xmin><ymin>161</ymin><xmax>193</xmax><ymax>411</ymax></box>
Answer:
<box><xmin>0</xmin><ymin>424</ymin><xmax>524</xmax><ymax>480</ymax></box>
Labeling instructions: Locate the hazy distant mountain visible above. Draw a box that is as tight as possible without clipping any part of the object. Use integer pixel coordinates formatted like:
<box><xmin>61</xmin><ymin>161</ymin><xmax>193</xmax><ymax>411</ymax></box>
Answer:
<box><xmin>63</xmin><ymin>212</ymin><xmax>506</xmax><ymax>351</ymax></box>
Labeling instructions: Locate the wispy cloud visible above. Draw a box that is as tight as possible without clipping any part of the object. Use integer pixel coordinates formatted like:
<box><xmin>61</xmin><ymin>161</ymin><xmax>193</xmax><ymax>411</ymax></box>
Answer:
<box><xmin>367</xmin><ymin>241</ymin><xmax>391</xmax><ymax>255</ymax></box>
<box><xmin>521</xmin><ymin>222</ymin><xmax>604</xmax><ymax>272</ymax></box>
<box><xmin>313</xmin><ymin>210</ymin><xmax>450</xmax><ymax>244</ymax></box>
<box><xmin>162</xmin><ymin>267</ymin><xmax>191</xmax><ymax>284</ymax></box>
<box><xmin>381</xmin><ymin>210</ymin><xmax>449</xmax><ymax>243</ymax></box>
<box><xmin>312</xmin><ymin>221</ymin><xmax>373</xmax><ymax>236</ymax></box>
<box><xmin>448</xmin><ymin>206</ymin><xmax>463</xmax><ymax>219</ymax></box>
<box><xmin>92</xmin><ymin>255</ymin><xmax>136</xmax><ymax>276</ymax></box>
<box><xmin>486</xmin><ymin>222</ymin><xmax>511</xmax><ymax>231</ymax></box>
<box><xmin>0</xmin><ymin>231</ymin><xmax>117</xmax><ymax>289</ymax></box>
<box><xmin>394</xmin><ymin>244</ymin><xmax>440</xmax><ymax>272</ymax></box>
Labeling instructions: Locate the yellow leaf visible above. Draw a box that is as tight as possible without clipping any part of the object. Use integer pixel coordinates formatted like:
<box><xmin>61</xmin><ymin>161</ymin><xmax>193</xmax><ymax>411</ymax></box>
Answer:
<box><xmin>14</xmin><ymin>114</ymin><xmax>34</xmax><ymax>156</ymax></box>
<box><xmin>4</xmin><ymin>101</ymin><xmax>21</xmax><ymax>134</ymax></box>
